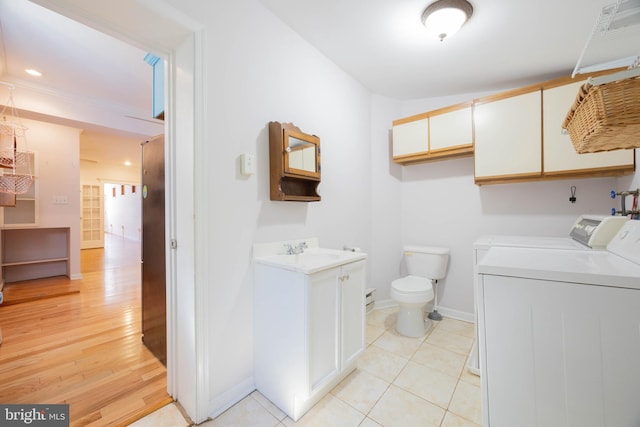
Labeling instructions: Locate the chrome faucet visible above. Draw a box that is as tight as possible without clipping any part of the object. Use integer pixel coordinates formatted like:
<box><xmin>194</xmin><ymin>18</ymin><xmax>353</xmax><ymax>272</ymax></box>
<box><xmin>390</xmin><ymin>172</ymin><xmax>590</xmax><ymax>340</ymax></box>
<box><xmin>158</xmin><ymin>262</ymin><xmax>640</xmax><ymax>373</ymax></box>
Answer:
<box><xmin>285</xmin><ymin>241</ymin><xmax>307</xmax><ymax>255</ymax></box>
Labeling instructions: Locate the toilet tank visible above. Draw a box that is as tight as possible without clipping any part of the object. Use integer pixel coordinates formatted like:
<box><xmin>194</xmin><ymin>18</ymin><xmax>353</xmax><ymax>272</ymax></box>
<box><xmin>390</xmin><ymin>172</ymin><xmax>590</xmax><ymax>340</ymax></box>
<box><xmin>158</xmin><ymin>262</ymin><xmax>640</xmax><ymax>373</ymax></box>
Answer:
<box><xmin>404</xmin><ymin>245</ymin><xmax>450</xmax><ymax>279</ymax></box>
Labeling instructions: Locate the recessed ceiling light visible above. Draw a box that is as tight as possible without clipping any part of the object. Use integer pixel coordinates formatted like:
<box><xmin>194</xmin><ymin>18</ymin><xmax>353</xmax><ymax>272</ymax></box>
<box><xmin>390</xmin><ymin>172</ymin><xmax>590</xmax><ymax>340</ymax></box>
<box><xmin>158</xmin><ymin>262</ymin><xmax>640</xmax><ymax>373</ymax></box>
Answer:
<box><xmin>124</xmin><ymin>161</ymin><xmax>132</xmax><ymax>166</ymax></box>
<box><xmin>25</xmin><ymin>68</ymin><xmax>42</xmax><ymax>77</ymax></box>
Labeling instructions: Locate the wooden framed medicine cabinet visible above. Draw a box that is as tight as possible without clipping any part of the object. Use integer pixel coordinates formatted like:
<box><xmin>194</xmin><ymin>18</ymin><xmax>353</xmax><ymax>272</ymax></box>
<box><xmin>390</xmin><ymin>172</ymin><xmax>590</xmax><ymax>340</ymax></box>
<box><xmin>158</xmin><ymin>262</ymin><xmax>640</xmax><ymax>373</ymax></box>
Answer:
<box><xmin>268</xmin><ymin>121</ymin><xmax>321</xmax><ymax>202</ymax></box>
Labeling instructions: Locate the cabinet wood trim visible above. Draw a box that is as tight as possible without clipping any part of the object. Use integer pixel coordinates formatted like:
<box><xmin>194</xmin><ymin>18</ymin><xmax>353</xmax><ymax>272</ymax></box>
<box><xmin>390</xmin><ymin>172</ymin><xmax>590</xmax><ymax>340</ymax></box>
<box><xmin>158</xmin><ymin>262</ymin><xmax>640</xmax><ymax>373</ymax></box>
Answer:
<box><xmin>542</xmin><ymin>163</ymin><xmax>635</xmax><ymax>179</ymax></box>
<box><xmin>475</xmin><ymin>171</ymin><xmax>543</xmax><ymax>185</ymax></box>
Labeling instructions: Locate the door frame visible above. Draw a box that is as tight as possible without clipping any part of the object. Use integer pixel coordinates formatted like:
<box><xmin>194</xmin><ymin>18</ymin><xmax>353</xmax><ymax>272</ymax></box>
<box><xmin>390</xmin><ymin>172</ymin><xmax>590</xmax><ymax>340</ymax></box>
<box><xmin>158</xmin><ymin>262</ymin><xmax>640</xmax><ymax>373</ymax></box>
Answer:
<box><xmin>31</xmin><ymin>0</ymin><xmax>209</xmax><ymax>423</ymax></box>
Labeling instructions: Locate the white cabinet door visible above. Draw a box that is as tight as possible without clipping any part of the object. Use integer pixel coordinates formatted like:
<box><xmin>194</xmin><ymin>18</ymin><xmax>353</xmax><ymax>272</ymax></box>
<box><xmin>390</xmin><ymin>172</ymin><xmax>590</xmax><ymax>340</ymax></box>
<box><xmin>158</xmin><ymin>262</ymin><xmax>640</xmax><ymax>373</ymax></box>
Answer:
<box><xmin>474</xmin><ymin>91</ymin><xmax>542</xmax><ymax>180</ymax></box>
<box><xmin>392</xmin><ymin>117</ymin><xmax>428</xmax><ymax>158</ymax></box>
<box><xmin>308</xmin><ymin>267</ymin><xmax>339</xmax><ymax>393</ymax></box>
<box><xmin>340</xmin><ymin>260</ymin><xmax>365</xmax><ymax>368</ymax></box>
<box><xmin>543</xmin><ymin>81</ymin><xmax>635</xmax><ymax>173</ymax></box>
<box><xmin>429</xmin><ymin>106</ymin><xmax>473</xmax><ymax>152</ymax></box>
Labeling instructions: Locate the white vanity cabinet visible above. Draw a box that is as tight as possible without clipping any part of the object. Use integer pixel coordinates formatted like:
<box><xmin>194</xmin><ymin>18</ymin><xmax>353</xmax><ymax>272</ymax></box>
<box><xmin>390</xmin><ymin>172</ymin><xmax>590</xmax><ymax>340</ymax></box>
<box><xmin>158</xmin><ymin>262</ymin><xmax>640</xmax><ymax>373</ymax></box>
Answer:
<box><xmin>254</xmin><ymin>258</ymin><xmax>366</xmax><ymax>421</ymax></box>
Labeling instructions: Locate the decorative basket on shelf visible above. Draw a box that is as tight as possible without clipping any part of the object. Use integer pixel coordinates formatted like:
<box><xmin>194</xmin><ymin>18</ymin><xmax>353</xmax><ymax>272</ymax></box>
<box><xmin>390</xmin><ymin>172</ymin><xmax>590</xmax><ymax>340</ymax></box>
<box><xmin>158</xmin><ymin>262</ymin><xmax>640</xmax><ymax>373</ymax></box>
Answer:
<box><xmin>562</xmin><ymin>75</ymin><xmax>640</xmax><ymax>154</ymax></box>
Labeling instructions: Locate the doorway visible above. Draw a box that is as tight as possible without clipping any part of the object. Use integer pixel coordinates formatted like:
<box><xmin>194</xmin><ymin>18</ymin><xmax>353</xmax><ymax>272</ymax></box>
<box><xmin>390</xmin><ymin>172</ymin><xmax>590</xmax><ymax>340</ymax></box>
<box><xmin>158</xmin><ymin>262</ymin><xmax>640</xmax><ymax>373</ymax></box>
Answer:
<box><xmin>29</xmin><ymin>0</ymin><xmax>203</xmax><ymax>422</ymax></box>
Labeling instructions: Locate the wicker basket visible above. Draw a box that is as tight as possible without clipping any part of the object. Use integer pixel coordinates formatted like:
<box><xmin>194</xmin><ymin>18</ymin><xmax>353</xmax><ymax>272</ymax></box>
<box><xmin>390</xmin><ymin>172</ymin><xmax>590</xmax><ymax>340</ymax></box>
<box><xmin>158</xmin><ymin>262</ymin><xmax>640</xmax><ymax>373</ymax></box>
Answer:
<box><xmin>562</xmin><ymin>76</ymin><xmax>640</xmax><ymax>154</ymax></box>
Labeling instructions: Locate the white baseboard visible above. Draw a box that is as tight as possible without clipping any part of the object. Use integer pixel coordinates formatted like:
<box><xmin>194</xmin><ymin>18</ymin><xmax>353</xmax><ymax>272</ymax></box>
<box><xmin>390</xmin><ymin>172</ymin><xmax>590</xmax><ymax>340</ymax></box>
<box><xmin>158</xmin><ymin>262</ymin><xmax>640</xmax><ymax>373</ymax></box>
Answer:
<box><xmin>70</xmin><ymin>273</ymin><xmax>83</xmax><ymax>280</ymax></box>
<box><xmin>372</xmin><ymin>298</ymin><xmax>397</xmax><ymax>310</ymax></box>
<box><xmin>208</xmin><ymin>376</ymin><xmax>255</xmax><ymax>420</ymax></box>
<box><xmin>373</xmin><ymin>298</ymin><xmax>474</xmax><ymax>324</ymax></box>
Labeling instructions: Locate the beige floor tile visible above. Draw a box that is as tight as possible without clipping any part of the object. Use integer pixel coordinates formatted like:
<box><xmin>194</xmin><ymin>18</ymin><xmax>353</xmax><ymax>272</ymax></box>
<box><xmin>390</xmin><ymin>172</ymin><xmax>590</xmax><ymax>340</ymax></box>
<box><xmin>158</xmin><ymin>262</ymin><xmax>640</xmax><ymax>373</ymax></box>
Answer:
<box><xmin>393</xmin><ymin>361</ymin><xmax>457</xmax><ymax>409</ymax></box>
<box><xmin>373</xmin><ymin>330</ymin><xmax>424</xmax><ymax>359</ymax></box>
<box><xmin>411</xmin><ymin>341</ymin><xmax>466</xmax><ymax>379</ymax></box>
<box><xmin>448</xmin><ymin>380</ymin><xmax>482</xmax><ymax>425</ymax></box>
<box><xmin>366</xmin><ymin>307</ymin><xmax>397</xmax><ymax>329</ymax></box>
<box><xmin>282</xmin><ymin>394</ymin><xmax>365</xmax><ymax>427</ymax></box>
<box><xmin>425</xmin><ymin>327</ymin><xmax>473</xmax><ymax>356</ymax></box>
<box><xmin>458</xmin><ymin>361</ymin><xmax>481</xmax><ymax>388</ymax></box>
<box><xmin>357</xmin><ymin>343</ymin><xmax>409</xmax><ymax>383</ymax></box>
<box><xmin>440</xmin><ymin>411</ymin><xmax>481</xmax><ymax>427</ymax></box>
<box><xmin>358</xmin><ymin>417</ymin><xmax>383</xmax><ymax>427</ymax></box>
<box><xmin>436</xmin><ymin>318</ymin><xmax>475</xmax><ymax>338</ymax></box>
<box><xmin>251</xmin><ymin>390</ymin><xmax>288</xmax><ymax>421</ymax></box>
<box><xmin>205</xmin><ymin>394</ymin><xmax>280</xmax><ymax>427</ymax></box>
<box><xmin>129</xmin><ymin>403</ymin><xmax>189</xmax><ymax>427</ymax></box>
<box><xmin>366</xmin><ymin>323</ymin><xmax>386</xmax><ymax>344</ymax></box>
<box><xmin>368</xmin><ymin>384</ymin><xmax>445</xmax><ymax>427</ymax></box>
<box><xmin>330</xmin><ymin>369</ymin><xmax>389</xmax><ymax>414</ymax></box>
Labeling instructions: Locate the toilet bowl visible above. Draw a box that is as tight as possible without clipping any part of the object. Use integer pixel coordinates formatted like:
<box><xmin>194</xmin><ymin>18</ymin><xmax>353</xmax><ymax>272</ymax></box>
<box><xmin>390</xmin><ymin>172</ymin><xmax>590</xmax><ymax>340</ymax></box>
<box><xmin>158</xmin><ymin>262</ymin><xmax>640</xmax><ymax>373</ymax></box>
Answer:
<box><xmin>390</xmin><ymin>246</ymin><xmax>449</xmax><ymax>337</ymax></box>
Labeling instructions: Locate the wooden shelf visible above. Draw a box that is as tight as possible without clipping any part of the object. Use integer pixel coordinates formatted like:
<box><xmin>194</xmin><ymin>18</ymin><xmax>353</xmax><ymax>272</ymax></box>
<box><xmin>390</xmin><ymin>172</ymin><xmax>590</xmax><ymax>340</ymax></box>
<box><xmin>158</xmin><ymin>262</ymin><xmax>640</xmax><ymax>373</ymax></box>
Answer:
<box><xmin>2</xmin><ymin>257</ymin><xmax>69</xmax><ymax>267</ymax></box>
<box><xmin>1</xmin><ymin>227</ymin><xmax>70</xmax><ymax>283</ymax></box>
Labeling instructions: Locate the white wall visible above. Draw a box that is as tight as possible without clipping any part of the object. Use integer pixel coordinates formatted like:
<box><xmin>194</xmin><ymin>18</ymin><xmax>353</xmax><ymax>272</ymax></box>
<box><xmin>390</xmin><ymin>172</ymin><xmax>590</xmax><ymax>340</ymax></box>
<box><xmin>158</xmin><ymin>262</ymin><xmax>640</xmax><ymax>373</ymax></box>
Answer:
<box><xmin>164</xmin><ymin>0</ymin><xmax>373</xmax><ymax>417</ymax></box>
<box><xmin>103</xmin><ymin>183</ymin><xmax>141</xmax><ymax>241</ymax></box>
<box><xmin>6</xmin><ymin>117</ymin><xmax>83</xmax><ymax>278</ymax></box>
<box><xmin>388</xmin><ymin>95</ymin><xmax>638</xmax><ymax>320</ymax></box>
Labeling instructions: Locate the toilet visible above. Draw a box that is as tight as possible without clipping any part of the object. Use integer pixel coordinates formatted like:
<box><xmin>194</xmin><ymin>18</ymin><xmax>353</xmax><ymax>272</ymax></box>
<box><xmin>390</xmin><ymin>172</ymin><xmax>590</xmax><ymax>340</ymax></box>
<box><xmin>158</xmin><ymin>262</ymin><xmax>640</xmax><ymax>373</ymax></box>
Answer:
<box><xmin>390</xmin><ymin>245</ymin><xmax>450</xmax><ymax>337</ymax></box>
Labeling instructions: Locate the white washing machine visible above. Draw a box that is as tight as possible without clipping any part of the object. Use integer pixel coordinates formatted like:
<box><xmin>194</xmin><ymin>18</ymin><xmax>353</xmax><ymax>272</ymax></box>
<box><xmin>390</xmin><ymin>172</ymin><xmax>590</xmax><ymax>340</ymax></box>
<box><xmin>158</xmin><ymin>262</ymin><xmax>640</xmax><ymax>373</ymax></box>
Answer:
<box><xmin>475</xmin><ymin>220</ymin><xmax>640</xmax><ymax>426</ymax></box>
<box><xmin>468</xmin><ymin>215</ymin><xmax>628</xmax><ymax>375</ymax></box>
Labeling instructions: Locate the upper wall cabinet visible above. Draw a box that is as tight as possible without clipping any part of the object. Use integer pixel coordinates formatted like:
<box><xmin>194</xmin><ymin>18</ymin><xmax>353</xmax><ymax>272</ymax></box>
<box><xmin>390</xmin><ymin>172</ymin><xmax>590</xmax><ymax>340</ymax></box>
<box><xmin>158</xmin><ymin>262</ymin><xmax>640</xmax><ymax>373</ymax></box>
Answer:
<box><xmin>392</xmin><ymin>102</ymin><xmax>474</xmax><ymax>165</ymax></box>
<box><xmin>542</xmin><ymin>81</ymin><xmax>635</xmax><ymax>176</ymax></box>
<box><xmin>474</xmin><ymin>90</ymin><xmax>542</xmax><ymax>184</ymax></box>
<box><xmin>392</xmin><ymin>115</ymin><xmax>428</xmax><ymax>160</ymax></box>
<box><xmin>269</xmin><ymin>122</ymin><xmax>321</xmax><ymax>202</ymax></box>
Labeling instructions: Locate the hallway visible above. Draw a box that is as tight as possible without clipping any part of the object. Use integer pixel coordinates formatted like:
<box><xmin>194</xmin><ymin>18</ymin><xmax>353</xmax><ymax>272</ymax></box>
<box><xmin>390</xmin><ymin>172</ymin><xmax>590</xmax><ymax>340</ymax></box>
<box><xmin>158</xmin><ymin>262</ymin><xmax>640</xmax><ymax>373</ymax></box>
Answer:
<box><xmin>0</xmin><ymin>233</ymin><xmax>170</xmax><ymax>426</ymax></box>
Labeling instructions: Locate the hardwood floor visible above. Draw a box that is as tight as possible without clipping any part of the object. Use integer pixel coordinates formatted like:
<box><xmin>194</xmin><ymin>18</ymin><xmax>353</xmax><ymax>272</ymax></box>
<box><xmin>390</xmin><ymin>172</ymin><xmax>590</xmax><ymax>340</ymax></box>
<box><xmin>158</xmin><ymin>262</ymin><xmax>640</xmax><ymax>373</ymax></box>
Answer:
<box><xmin>0</xmin><ymin>234</ymin><xmax>171</xmax><ymax>426</ymax></box>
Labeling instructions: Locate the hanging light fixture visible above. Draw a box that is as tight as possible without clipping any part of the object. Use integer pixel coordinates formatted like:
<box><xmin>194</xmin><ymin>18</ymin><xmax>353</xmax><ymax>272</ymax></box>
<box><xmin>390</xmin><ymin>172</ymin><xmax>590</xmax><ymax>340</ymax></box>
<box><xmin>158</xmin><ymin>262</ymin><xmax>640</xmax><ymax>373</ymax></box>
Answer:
<box><xmin>422</xmin><ymin>0</ymin><xmax>473</xmax><ymax>42</ymax></box>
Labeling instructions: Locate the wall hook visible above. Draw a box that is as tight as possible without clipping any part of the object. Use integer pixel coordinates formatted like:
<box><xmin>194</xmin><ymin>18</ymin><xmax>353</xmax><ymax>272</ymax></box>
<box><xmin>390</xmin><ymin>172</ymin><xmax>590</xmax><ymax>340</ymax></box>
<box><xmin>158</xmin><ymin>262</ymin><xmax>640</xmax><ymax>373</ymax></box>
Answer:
<box><xmin>569</xmin><ymin>186</ymin><xmax>577</xmax><ymax>203</ymax></box>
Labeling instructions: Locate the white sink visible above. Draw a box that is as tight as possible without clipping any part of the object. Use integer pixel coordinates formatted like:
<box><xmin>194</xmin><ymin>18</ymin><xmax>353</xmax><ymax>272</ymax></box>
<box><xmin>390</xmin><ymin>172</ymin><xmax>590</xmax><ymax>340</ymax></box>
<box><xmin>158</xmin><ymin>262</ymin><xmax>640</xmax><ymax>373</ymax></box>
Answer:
<box><xmin>254</xmin><ymin>247</ymin><xmax>366</xmax><ymax>274</ymax></box>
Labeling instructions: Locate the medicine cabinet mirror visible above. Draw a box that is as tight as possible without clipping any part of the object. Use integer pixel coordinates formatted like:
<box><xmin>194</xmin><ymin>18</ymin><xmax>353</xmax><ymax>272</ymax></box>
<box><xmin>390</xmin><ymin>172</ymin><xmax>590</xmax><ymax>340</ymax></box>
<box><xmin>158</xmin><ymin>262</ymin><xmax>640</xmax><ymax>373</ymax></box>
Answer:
<box><xmin>269</xmin><ymin>122</ymin><xmax>321</xmax><ymax>202</ymax></box>
<box><xmin>284</xmin><ymin>128</ymin><xmax>320</xmax><ymax>179</ymax></box>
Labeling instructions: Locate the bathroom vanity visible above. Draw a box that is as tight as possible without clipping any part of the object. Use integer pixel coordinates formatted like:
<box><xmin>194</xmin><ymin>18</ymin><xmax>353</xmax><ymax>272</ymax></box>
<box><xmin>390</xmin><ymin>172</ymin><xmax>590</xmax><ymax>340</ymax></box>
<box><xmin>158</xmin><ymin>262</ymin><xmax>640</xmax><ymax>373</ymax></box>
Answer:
<box><xmin>253</xmin><ymin>239</ymin><xmax>367</xmax><ymax>421</ymax></box>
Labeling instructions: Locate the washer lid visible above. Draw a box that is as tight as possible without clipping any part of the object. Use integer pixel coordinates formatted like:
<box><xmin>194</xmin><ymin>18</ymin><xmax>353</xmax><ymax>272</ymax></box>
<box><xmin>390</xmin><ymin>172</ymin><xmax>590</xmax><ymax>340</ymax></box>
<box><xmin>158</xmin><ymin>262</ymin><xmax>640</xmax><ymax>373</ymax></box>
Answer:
<box><xmin>392</xmin><ymin>275</ymin><xmax>432</xmax><ymax>293</ymax></box>
<box><xmin>477</xmin><ymin>246</ymin><xmax>640</xmax><ymax>290</ymax></box>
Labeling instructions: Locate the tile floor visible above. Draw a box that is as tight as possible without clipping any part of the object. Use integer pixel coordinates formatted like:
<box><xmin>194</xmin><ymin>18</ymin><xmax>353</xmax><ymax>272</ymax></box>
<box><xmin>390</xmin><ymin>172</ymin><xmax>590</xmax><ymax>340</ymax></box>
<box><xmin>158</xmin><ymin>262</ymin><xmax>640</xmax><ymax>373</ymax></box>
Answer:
<box><xmin>133</xmin><ymin>307</ymin><xmax>481</xmax><ymax>427</ymax></box>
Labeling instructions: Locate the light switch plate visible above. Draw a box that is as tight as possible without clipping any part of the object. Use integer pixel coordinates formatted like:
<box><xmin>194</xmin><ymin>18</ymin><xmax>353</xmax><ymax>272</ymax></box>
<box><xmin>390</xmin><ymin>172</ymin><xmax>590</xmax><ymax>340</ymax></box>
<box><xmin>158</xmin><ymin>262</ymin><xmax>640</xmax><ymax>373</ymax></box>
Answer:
<box><xmin>240</xmin><ymin>153</ymin><xmax>255</xmax><ymax>176</ymax></box>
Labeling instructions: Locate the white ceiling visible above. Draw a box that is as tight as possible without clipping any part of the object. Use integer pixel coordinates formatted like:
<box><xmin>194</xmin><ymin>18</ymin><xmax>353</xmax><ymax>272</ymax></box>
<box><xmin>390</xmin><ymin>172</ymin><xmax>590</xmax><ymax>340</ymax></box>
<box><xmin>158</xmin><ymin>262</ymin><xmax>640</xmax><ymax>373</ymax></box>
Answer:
<box><xmin>260</xmin><ymin>0</ymin><xmax>640</xmax><ymax>99</ymax></box>
<box><xmin>0</xmin><ymin>0</ymin><xmax>155</xmax><ymax>170</ymax></box>
<box><xmin>0</xmin><ymin>0</ymin><xmax>638</xmax><ymax>168</ymax></box>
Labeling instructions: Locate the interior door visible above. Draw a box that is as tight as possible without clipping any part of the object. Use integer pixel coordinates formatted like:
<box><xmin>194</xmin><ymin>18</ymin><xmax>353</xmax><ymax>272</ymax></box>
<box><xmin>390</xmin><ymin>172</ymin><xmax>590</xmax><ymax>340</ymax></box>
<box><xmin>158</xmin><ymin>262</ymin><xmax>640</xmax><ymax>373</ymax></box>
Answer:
<box><xmin>141</xmin><ymin>134</ymin><xmax>166</xmax><ymax>365</ymax></box>
<box><xmin>80</xmin><ymin>183</ymin><xmax>104</xmax><ymax>249</ymax></box>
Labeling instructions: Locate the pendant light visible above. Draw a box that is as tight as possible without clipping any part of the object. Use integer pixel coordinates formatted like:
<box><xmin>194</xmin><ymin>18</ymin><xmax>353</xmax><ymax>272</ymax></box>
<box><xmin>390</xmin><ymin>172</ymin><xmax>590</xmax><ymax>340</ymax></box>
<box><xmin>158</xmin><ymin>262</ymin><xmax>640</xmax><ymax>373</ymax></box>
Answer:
<box><xmin>422</xmin><ymin>0</ymin><xmax>474</xmax><ymax>42</ymax></box>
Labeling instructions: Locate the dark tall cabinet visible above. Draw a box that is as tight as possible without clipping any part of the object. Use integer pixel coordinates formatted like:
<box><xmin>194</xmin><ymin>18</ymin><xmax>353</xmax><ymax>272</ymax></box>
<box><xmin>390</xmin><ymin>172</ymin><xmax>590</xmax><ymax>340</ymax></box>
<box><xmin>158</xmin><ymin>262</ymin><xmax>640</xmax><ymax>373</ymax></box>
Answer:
<box><xmin>141</xmin><ymin>134</ymin><xmax>166</xmax><ymax>365</ymax></box>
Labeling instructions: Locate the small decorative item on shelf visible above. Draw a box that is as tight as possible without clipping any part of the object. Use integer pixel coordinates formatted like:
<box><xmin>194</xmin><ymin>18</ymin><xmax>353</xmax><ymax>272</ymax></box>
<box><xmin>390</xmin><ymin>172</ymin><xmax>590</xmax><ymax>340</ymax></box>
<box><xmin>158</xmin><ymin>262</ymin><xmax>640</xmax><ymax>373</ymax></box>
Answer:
<box><xmin>0</xmin><ymin>82</ymin><xmax>34</xmax><ymax>195</ymax></box>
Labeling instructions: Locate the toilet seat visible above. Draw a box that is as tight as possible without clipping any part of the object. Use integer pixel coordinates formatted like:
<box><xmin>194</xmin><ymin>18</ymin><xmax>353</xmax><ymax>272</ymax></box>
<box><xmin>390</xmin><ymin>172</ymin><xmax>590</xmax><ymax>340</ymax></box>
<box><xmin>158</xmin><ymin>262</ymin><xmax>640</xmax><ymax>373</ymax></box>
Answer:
<box><xmin>391</xmin><ymin>275</ymin><xmax>434</xmax><ymax>304</ymax></box>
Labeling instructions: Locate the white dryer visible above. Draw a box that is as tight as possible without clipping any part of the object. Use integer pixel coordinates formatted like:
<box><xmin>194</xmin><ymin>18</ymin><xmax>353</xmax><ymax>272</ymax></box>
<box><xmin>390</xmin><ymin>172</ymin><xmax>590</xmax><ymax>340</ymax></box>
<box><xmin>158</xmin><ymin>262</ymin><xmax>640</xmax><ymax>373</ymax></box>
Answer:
<box><xmin>475</xmin><ymin>220</ymin><xmax>640</xmax><ymax>427</ymax></box>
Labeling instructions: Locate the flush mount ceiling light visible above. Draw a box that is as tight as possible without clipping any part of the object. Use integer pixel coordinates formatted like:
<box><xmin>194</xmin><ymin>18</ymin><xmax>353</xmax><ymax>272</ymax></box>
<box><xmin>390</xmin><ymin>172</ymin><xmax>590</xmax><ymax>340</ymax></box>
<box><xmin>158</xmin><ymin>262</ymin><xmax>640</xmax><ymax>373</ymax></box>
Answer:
<box><xmin>422</xmin><ymin>0</ymin><xmax>473</xmax><ymax>42</ymax></box>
